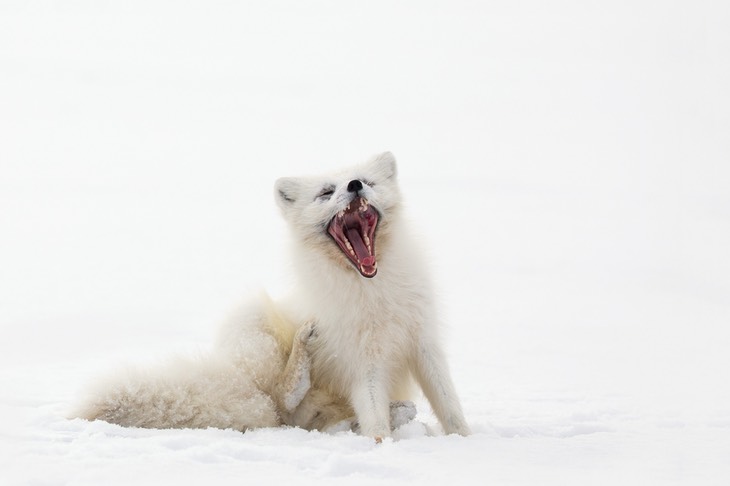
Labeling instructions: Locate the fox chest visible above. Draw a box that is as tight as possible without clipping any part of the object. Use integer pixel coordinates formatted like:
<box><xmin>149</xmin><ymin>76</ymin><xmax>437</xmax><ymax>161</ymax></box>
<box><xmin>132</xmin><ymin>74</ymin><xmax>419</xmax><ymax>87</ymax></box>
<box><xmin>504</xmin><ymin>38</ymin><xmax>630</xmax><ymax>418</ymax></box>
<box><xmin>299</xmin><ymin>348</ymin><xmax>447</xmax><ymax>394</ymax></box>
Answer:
<box><xmin>308</xmin><ymin>305</ymin><xmax>420</xmax><ymax>390</ymax></box>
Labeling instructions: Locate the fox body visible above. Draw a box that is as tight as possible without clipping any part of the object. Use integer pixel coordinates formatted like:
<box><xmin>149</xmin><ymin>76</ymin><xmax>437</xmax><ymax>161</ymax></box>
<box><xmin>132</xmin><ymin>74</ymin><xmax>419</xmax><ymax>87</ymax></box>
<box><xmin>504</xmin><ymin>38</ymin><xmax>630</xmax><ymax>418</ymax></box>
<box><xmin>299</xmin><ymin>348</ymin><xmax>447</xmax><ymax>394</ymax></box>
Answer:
<box><xmin>74</xmin><ymin>153</ymin><xmax>470</xmax><ymax>440</ymax></box>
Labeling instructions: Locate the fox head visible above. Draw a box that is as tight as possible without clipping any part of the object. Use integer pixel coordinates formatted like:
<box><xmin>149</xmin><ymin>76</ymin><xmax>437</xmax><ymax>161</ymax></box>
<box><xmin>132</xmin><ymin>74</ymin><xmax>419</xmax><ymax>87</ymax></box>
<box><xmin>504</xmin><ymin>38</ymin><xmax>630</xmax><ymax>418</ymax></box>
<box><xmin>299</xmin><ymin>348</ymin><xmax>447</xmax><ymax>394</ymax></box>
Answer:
<box><xmin>274</xmin><ymin>152</ymin><xmax>402</xmax><ymax>278</ymax></box>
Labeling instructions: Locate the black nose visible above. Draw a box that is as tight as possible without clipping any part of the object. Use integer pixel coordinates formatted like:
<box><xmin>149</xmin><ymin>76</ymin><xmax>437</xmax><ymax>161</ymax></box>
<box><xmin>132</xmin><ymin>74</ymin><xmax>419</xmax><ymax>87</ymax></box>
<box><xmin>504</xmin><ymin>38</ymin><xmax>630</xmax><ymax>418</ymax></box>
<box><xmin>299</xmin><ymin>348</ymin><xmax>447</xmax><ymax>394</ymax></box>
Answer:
<box><xmin>347</xmin><ymin>179</ymin><xmax>363</xmax><ymax>193</ymax></box>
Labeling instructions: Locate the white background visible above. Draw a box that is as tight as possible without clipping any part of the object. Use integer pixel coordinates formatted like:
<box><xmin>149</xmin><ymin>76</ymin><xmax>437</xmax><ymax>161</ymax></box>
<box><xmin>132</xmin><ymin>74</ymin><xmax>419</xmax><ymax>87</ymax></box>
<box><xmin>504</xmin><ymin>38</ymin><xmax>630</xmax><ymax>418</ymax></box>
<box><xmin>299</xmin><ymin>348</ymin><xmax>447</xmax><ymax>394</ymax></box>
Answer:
<box><xmin>1</xmin><ymin>1</ymin><xmax>729</xmax><ymax>484</ymax></box>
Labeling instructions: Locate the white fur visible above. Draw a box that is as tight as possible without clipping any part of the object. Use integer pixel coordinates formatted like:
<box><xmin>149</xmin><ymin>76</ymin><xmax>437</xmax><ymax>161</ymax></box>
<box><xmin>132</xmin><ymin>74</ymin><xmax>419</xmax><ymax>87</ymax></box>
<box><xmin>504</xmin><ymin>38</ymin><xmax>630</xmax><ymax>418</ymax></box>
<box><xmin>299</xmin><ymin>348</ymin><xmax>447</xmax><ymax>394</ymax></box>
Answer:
<box><xmin>72</xmin><ymin>152</ymin><xmax>470</xmax><ymax>440</ymax></box>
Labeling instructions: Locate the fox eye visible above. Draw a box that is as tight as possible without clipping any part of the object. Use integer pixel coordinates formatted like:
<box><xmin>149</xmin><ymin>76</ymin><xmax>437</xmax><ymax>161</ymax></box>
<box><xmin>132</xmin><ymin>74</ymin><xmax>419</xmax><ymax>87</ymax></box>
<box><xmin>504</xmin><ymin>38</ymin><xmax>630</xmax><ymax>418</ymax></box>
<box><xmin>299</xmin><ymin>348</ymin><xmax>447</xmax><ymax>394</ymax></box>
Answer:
<box><xmin>316</xmin><ymin>186</ymin><xmax>335</xmax><ymax>200</ymax></box>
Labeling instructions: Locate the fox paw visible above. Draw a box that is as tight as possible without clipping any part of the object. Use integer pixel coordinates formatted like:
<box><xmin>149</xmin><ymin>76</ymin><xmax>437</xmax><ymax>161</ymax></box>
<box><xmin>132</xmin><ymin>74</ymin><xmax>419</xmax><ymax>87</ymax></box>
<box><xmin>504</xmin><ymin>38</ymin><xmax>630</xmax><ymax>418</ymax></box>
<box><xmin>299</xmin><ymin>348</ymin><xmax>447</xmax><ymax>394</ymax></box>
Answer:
<box><xmin>295</xmin><ymin>320</ymin><xmax>317</xmax><ymax>344</ymax></box>
<box><xmin>295</xmin><ymin>320</ymin><xmax>319</xmax><ymax>353</ymax></box>
<box><xmin>389</xmin><ymin>400</ymin><xmax>417</xmax><ymax>429</ymax></box>
<box><xmin>350</xmin><ymin>401</ymin><xmax>417</xmax><ymax>434</ymax></box>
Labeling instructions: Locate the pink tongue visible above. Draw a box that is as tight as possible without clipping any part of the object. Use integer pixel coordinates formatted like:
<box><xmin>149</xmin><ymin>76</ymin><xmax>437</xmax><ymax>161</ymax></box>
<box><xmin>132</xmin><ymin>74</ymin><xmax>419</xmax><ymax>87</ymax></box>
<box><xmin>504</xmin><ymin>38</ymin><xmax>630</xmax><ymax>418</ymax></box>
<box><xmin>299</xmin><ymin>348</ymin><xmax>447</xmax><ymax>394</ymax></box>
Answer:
<box><xmin>346</xmin><ymin>227</ymin><xmax>374</xmax><ymax>267</ymax></box>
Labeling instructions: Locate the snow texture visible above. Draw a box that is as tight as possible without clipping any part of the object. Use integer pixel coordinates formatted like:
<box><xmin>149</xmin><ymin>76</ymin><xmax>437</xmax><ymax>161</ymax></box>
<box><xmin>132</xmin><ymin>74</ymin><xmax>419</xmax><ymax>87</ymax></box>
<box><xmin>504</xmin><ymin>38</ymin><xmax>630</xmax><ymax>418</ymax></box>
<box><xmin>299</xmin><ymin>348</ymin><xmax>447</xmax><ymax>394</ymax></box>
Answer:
<box><xmin>1</xmin><ymin>1</ymin><xmax>730</xmax><ymax>485</ymax></box>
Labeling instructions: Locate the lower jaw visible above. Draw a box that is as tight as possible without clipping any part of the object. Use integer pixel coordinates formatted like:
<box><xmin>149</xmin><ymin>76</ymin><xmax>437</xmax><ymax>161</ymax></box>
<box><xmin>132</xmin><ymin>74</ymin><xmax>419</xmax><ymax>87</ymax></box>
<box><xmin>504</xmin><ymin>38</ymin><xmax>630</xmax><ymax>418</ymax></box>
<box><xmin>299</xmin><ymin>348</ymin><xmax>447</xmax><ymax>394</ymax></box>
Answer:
<box><xmin>334</xmin><ymin>253</ymin><xmax>377</xmax><ymax>278</ymax></box>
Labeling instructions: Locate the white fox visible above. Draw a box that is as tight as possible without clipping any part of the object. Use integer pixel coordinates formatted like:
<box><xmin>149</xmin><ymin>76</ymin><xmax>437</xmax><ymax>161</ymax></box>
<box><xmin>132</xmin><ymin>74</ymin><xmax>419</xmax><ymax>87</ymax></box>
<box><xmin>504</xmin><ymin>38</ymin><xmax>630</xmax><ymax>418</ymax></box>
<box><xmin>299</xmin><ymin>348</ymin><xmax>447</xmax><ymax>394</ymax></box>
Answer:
<box><xmin>73</xmin><ymin>152</ymin><xmax>470</xmax><ymax>441</ymax></box>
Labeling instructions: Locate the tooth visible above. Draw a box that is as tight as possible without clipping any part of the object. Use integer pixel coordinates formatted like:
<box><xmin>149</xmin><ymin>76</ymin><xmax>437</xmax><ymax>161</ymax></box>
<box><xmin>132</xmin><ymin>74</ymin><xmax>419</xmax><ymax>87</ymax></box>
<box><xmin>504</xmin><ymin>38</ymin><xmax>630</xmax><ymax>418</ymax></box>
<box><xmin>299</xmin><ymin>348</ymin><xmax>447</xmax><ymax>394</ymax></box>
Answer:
<box><xmin>363</xmin><ymin>235</ymin><xmax>370</xmax><ymax>247</ymax></box>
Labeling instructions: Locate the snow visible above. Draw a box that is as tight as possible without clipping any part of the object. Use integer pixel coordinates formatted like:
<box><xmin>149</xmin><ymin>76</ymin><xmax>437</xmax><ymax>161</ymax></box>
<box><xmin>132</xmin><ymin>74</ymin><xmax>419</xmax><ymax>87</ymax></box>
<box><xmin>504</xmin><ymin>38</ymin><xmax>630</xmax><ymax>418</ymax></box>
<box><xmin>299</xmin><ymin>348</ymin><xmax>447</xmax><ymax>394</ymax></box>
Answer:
<box><xmin>2</xmin><ymin>1</ymin><xmax>730</xmax><ymax>484</ymax></box>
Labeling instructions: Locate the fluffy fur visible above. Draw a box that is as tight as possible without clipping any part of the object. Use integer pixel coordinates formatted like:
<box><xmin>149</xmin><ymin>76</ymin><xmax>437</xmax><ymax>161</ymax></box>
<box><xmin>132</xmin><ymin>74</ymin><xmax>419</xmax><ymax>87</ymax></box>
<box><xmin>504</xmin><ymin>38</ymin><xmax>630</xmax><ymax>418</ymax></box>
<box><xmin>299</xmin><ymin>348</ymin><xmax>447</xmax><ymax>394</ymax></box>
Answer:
<box><xmin>72</xmin><ymin>152</ymin><xmax>470</xmax><ymax>440</ymax></box>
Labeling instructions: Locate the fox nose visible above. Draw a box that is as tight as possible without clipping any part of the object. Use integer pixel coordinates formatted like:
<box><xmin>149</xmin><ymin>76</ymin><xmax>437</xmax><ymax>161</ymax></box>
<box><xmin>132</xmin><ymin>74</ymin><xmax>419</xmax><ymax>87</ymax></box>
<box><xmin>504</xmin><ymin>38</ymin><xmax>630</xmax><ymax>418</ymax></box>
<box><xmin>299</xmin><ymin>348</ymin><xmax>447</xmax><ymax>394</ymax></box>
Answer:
<box><xmin>347</xmin><ymin>179</ymin><xmax>363</xmax><ymax>193</ymax></box>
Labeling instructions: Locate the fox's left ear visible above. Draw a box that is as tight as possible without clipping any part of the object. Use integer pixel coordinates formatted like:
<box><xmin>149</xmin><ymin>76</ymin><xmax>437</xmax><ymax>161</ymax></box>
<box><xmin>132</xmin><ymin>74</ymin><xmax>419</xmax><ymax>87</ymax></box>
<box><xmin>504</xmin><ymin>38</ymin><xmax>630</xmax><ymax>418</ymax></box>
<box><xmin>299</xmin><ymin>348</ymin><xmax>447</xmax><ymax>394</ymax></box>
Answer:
<box><xmin>370</xmin><ymin>151</ymin><xmax>398</xmax><ymax>180</ymax></box>
<box><xmin>274</xmin><ymin>177</ymin><xmax>300</xmax><ymax>213</ymax></box>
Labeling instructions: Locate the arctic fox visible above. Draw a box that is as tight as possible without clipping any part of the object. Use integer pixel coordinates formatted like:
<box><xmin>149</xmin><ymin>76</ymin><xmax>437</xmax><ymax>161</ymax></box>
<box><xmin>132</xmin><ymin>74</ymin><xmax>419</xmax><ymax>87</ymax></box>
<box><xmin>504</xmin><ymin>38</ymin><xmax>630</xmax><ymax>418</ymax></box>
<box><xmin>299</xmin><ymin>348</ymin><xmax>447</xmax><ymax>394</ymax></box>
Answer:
<box><xmin>73</xmin><ymin>152</ymin><xmax>470</xmax><ymax>441</ymax></box>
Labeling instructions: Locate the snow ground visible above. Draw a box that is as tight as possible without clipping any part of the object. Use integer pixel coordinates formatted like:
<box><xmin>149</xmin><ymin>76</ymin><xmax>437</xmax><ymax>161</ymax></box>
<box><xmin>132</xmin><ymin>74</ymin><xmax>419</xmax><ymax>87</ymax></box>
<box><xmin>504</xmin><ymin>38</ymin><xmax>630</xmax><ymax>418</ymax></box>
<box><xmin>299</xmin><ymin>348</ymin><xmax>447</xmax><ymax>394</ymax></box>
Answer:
<box><xmin>1</xmin><ymin>1</ymin><xmax>730</xmax><ymax>484</ymax></box>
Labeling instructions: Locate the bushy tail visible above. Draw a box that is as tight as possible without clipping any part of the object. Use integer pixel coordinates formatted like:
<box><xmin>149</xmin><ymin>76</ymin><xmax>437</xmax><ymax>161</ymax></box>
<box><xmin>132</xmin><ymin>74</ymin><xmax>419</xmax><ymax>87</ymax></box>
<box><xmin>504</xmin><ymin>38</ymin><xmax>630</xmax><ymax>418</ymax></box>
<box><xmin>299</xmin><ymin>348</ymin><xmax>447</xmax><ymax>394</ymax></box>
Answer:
<box><xmin>71</xmin><ymin>294</ymin><xmax>296</xmax><ymax>431</ymax></box>
<box><xmin>71</xmin><ymin>355</ymin><xmax>279</xmax><ymax>431</ymax></box>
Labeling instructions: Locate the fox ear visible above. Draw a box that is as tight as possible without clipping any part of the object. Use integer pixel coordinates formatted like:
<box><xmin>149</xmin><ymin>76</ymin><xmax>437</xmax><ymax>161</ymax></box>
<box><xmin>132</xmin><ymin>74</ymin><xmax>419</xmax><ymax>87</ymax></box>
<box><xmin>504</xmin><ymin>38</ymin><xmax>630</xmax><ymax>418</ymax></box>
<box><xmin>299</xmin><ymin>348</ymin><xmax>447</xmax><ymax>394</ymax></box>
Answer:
<box><xmin>274</xmin><ymin>177</ymin><xmax>300</xmax><ymax>211</ymax></box>
<box><xmin>370</xmin><ymin>151</ymin><xmax>398</xmax><ymax>180</ymax></box>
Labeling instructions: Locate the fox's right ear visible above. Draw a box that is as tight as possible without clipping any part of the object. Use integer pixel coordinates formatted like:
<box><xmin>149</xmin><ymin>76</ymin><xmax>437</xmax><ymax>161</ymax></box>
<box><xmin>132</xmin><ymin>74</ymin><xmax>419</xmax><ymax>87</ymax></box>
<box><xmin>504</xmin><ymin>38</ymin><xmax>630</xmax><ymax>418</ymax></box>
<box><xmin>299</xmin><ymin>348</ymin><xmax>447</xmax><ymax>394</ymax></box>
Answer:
<box><xmin>274</xmin><ymin>177</ymin><xmax>300</xmax><ymax>213</ymax></box>
<box><xmin>369</xmin><ymin>151</ymin><xmax>398</xmax><ymax>180</ymax></box>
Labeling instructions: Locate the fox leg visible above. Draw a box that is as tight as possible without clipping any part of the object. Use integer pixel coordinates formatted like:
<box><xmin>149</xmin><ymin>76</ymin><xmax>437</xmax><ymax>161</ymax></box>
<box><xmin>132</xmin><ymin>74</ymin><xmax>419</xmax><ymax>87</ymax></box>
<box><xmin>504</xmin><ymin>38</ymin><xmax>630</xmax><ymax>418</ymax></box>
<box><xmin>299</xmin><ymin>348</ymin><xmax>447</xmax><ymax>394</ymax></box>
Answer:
<box><xmin>412</xmin><ymin>332</ymin><xmax>471</xmax><ymax>436</ymax></box>
<box><xmin>275</xmin><ymin>320</ymin><xmax>316</xmax><ymax>413</ymax></box>
<box><xmin>350</xmin><ymin>366</ymin><xmax>392</xmax><ymax>442</ymax></box>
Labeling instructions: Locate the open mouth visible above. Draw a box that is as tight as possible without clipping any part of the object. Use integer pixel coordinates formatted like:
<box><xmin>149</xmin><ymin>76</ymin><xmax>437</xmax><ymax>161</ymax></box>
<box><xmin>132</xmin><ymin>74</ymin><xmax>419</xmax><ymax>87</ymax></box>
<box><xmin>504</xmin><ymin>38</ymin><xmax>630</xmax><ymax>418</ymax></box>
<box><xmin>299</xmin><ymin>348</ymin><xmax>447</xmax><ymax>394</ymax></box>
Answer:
<box><xmin>327</xmin><ymin>197</ymin><xmax>379</xmax><ymax>278</ymax></box>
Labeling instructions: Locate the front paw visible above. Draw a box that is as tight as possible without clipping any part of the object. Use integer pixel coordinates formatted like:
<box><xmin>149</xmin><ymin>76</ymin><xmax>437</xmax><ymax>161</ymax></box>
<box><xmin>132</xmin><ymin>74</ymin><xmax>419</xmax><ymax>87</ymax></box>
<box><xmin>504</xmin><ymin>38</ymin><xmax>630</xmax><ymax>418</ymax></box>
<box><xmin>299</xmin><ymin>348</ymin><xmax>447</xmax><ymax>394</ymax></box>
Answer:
<box><xmin>445</xmin><ymin>417</ymin><xmax>471</xmax><ymax>436</ymax></box>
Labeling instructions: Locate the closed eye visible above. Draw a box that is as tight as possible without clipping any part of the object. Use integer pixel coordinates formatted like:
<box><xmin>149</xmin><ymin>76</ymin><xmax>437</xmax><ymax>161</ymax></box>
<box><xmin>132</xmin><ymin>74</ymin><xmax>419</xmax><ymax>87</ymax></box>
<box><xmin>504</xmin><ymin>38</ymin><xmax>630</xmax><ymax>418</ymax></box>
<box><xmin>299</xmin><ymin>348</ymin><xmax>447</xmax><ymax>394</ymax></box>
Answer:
<box><xmin>316</xmin><ymin>186</ymin><xmax>335</xmax><ymax>200</ymax></box>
